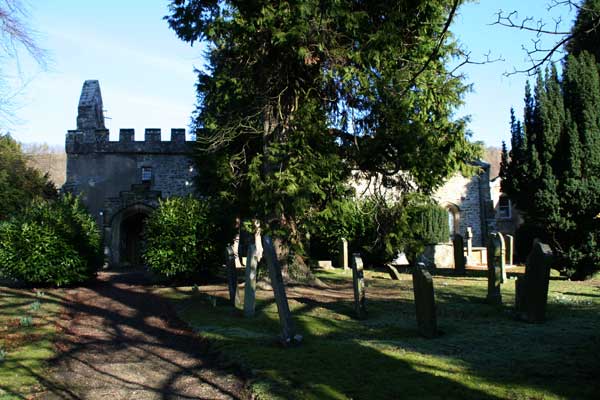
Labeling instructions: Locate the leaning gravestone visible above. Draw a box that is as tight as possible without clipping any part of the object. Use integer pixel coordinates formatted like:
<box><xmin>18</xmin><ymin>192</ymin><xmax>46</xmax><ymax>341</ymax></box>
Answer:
<box><xmin>225</xmin><ymin>246</ymin><xmax>241</xmax><ymax>307</ymax></box>
<box><xmin>518</xmin><ymin>239</ymin><xmax>553</xmax><ymax>323</ymax></box>
<box><xmin>412</xmin><ymin>263</ymin><xmax>438</xmax><ymax>338</ymax></box>
<box><xmin>339</xmin><ymin>238</ymin><xmax>349</xmax><ymax>271</ymax></box>
<box><xmin>453</xmin><ymin>233</ymin><xmax>466</xmax><ymax>275</ymax></box>
<box><xmin>351</xmin><ymin>253</ymin><xmax>367</xmax><ymax>319</ymax></box>
<box><xmin>243</xmin><ymin>244</ymin><xmax>258</xmax><ymax>317</ymax></box>
<box><xmin>486</xmin><ymin>232</ymin><xmax>503</xmax><ymax>305</ymax></box>
<box><xmin>262</xmin><ymin>235</ymin><xmax>301</xmax><ymax>345</ymax></box>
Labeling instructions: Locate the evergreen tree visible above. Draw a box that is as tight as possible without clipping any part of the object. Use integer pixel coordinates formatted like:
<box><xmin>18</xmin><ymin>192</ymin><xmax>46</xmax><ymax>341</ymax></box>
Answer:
<box><xmin>503</xmin><ymin>49</ymin><xmax>600</xmax><ymax>278</ymax></box>
<box><xmin>166</xmin><ymin>0</ymin><xmax>480</xmax><ymax>267</ymax></box>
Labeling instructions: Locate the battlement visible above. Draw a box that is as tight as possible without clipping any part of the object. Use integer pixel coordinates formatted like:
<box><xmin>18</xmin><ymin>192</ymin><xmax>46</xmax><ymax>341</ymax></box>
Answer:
<box><xmin>65</xmin><ymin>128</ymin><xmax>193</xmax><ymax>154</ymax></box>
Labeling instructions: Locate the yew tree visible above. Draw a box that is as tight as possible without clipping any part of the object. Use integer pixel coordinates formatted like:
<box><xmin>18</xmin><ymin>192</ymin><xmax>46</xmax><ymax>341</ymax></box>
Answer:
<box><xmin>166</xmin><ymin>0</ymin><xmax>480</xmax><ymax>263</ymax></box>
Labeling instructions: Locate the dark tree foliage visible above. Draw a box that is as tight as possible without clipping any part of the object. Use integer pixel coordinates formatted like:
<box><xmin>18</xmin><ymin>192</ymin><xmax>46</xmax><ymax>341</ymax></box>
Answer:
<box><xmin>502</xmin><ymin>45</ymin><xmax>600</xmax><ymax>278</ymax></box>
<box><xmin>0</xmin><ymin>133</ymin><xmax>57</xmax><ymax>220</ymax></box>
<box><xmin>166</xmin><ymin>1</ymin><xmax>480</xmax><ymax>259</ymax></box>
<box><xmin>567</xmin><ymin>0</ymin><xmax>600</xmax><ymax>63</ymax></box>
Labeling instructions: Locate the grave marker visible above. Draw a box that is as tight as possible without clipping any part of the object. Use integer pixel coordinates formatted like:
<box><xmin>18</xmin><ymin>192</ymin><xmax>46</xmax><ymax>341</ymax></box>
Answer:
<box><xmin>351</xmin><ymin>253</ymin><xmax>367</xmax><ymax>319</ymax></box>
<box><xmin>262</xmin><ymin>235</ymin><xmax>301</xmax><ymax>345</ymax></box>
<box><xmin>243</xmin><ymin>244</ymin><xmax>258</xmax><ymax>317</ymax></box>
<box><xmin>225</xmin><ymin>246</ymin><xmax>241</xmax><ymax>307</ymax></box>
<box><xmin>412</xmin><ymin>263</ymin><xmax>438</xmax><ymax>338</ymax></box>
<box><xmin>453</xmin><ymin>233</ymin><xmax>466</xmax><ymax>275</ymax></box>
<box><xmin>339</xmin><ymin>238</ymin><xmax>349</xmax><ymax>271</ymax></box>
<box><xmin>520</xmin><ymin>240</ymin><xmax>553</xmax><ymax>323</ymax></box>
<box><xmin>486</xmin><ymin>232</ymin><xmax>503</xmax><ymax>305</ymax></box>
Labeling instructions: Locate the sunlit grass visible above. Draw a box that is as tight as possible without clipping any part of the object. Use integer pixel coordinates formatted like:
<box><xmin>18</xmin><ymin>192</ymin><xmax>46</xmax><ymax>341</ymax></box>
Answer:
<box><xmin>164</xmin><ymin>269</ymin><xmax>600</xmax><ymax>399</ymax></box>
<box><xmin>0</xmin><ymin>288</ymin><xmax>62</xmax><ymax>400</ymax></box>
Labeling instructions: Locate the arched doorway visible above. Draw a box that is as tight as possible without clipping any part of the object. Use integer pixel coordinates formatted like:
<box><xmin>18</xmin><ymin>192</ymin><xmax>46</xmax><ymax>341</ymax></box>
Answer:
<box><xmin>109</xmin><ymin>204</ymin><xmax>154</xmax><ymax>268</ymax></box>
<box><xmin>120</xmin><ymin>212</ymin><xmax>148</xmax><ymax>266</ymax></box>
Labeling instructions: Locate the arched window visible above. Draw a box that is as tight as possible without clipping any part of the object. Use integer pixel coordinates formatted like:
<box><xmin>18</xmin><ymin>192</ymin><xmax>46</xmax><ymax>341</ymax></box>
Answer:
<box><xmin>498</xmin><ymin>195</ymin><xmax>511</xmax><ymax>219</ymax></box>
<box><xmin>446</xmin><ymin>203</ymin><xmax>460</xmax><ymax>239</ymax></box>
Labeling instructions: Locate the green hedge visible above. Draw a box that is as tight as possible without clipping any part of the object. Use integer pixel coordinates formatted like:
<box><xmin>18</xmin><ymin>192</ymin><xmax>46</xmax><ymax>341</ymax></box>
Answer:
<box><xmin>0</xmin><ymin>195</ymin><xmax>102</xmax><ymax>286</ymax></box>
<box><xmin>143</xmin><ymin>197</ymin><xmax>218</xmax><ymax>279</ymax></box>
<box><xmin>306</xmin><ymin>194</ymin><xmax>449</xmax><ymax>266</ymax></box>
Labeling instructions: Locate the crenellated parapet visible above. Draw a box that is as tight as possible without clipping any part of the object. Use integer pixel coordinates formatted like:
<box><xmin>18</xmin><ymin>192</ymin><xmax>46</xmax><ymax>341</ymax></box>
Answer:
<box><xmin>66</xmin><ymin>128</ymin><xmax>193</xmax><ymax>154</ymax></box>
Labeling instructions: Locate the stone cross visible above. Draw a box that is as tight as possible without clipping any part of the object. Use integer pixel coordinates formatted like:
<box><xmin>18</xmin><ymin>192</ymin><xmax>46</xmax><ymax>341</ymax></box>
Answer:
<box><xmin>486</xmin><ymin>232</ymin><xmax>503</xmax><ymax>305</ymax></box>
<box><xmin>225</xmin><ymin>246</ymin><xmax>241</xmax><ymax>308</ymax></box>
<box><xmin>243</xmin><ymin>244</ymin><xmax>258</xmax><ymax>317</ymax></box>
<box><xmin>505</xmin><ymin>234</ymin><xmax>514</xmax><ymax>266</ymax></box>
<box><xmin>351</xmin><ymin>253</ymin><xmax>367</xmax><ymax>319</ymax></box>
<box><xmin>453</xmin><ymin>233</ymin><xmax>466</xmax><ymax>275</ymax></box>
<box><xmin>412</xmin><ymin>263</ymin><xmax>438</xmax><ymax>338</ymax></box>
<box><xmin>466</xmin><ymin>227</ymin><xmax>473</xmax><ymax>263</ymax></box>
<box><xmin>339</xmin><ymin>238</ymin><xmax>349</xmax><ymax>271</ymax></box>
<box><xmin>517</xmin><ymin>239</ymin><xmax>553</xmax><ymax>323</ymax></box>
<box><xmin>262</xmin><ymin>235</ymin><xmax>300</xmax><ymax>345</ymax></box>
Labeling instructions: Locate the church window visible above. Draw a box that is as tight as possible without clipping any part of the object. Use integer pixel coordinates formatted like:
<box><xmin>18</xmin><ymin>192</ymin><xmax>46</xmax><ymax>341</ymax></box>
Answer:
<box><xmin>498</xmin><ymin>195</ymin><xmax>511</xmax><ymax>219</ymax></box>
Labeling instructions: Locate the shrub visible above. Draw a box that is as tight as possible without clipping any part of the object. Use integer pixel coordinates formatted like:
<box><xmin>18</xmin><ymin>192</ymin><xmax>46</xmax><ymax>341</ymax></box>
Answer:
<box><xmin>306</xmin><ymin>193</ymin><xmax>449</xmax><ymax>267</ymax></box>
<box><xmin>0</xmin><ymin>195</ymin><xmax>102</xmax><ymax>286</ymax></box>
<box><xmin>143</xmin><ymin>197</ymin><xmax>218</xmax><ymax>279</ymax></box>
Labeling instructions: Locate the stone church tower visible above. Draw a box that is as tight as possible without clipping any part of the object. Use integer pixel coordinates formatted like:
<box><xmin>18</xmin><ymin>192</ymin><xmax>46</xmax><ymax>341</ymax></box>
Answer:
<box><xmin>63</xmin><ymin>80</ymin><xmax>196</xmax><ymax>267</ymax></box>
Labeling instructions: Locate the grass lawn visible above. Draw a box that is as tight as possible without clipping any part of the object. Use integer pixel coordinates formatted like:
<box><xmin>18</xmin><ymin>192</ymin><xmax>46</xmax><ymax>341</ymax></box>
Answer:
<box><xmin>0</xmin><ymin>286</ymin><xmax>62</xmax><ymax>400</ymax></box>
<box><xmin>164</xmin><ymin>269</ymin><xmax>600</xmax><ymax>400</ymax></box>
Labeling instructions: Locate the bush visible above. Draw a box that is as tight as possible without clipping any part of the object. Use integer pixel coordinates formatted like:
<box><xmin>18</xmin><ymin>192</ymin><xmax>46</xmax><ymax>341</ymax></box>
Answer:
<box><xmin>0</xmin><ymin>195</ymin><xmax>102</xmax><ymax>286</ymax></box>
<box><xmin>143</xmin><ymin>197</ymin><xmax>219</xmax><ymax>279</ymax></box>
<box><xmin>305</xmin><ymin>194</ymin><xmax>449</xmax><ymax>267</ymax></box>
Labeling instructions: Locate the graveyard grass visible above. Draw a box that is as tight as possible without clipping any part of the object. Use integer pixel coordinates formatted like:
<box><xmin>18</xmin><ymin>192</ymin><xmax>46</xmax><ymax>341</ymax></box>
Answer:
<box><xmin>164</xmin><ymin>269</ymin><xmax>600</xmax><ymax>400</ymax></box>
<box><xmin>0</xmin><ymin>287</ymin><xmax>62</xmax><ymax>399</ymax></box>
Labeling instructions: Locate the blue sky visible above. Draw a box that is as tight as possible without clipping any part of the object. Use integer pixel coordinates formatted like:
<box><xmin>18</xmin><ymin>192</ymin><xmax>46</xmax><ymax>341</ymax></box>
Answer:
<box><xmin>2</xmin><ymin>0</ymin><xmax>578</xmax><ymax>148</ymax></box>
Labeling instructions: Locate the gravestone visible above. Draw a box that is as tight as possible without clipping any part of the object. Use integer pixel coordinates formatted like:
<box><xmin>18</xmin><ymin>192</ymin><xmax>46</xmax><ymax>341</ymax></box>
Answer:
<box><xmin>339</xmin><ymin>238</ymin><xmax>349</xmax><ymax>271</ymax></box>
<box><xmin>351</xmin><ymin>253</ymin><xmax>367</xmax><ymax>319</ymax></box>
<box><xmin>486</xmin><ymin>232</ymin><xmax>503</xmax><ymax>305</ymax></box>
<box><xmin>466</xmin><ymin>227</ymin><xmax>473</xmax><ymax>264</ymax></box>
<box><xmin>412</xmin><ymin>263</ymin><xmax>438</xmax><ymax>338</ymax></box>
<box><xmin>225</xmin><ymin>246</ymin><xmax>241</xmax><ymax>307</ymax></box>
<box><xmin>243</xmin><ymin>244</ymin><xmax>258</xmax><ymax>317</ymax></box>
<box><xmin>497</xmin><ymin>233</ymin><xmax>507</xmax><ymax>282</ymax></box>
<box><xmin>519</xmin><ymin>239</ymin><xmax>553</xmax><ymax>323</ymax></box>
<box><xmin>262</xmin><ymin>235</ymin><xmax>301</xmax><ymax>345</ymax></box>
<box><xmin>505</xmin><ymin>234</ymin><xmax>514</xmax><ymax>266</ymax></box>
<box><xmin>453</xmin><ymin>233</ymin><xmax>466</xmax><ymax>275</ymax></box>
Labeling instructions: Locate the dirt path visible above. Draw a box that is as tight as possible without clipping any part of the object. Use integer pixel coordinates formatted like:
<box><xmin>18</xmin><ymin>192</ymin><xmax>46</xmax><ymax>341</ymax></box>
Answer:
<box><xmin>38</xmin><ymin>272</ymin><xmax>249</xmax><ymax>400</ymax></box>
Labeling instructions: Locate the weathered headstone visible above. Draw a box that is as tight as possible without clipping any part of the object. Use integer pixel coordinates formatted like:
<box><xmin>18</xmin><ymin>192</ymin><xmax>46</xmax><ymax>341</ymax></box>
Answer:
<box><xmin>505</xmin><ymin>234</ymin><xmax>514</xmax><ymax>266</ymax></box>
<box><xmin>412</xmin><ymin>263</ymin><xmax>438</xmax><ymax>338</ymax></box>
<box><xmin>498</xmin><ymin>232</ymin><xmax>507</xmax><ymax>282</ymax></box>
<box><xmin>243</xmin><ymin>244</ymin><xmax>258</xmax><ymax>317</ymax></box>
<box><xmin>338</xmin><ymin>238</ymin><xmax>349</xmax><ymax>271</ymax></box>
<box><xmin>453</xmin><ymin>233</ymin><xmax>466</xmax><ymax>275</ymax></box>
<box><xmin>486</xmin><ymin>232</ymin><xmax>503</xmax><ymax>305</ymax></box>
<box><xmin>225</xmin><ymin>246</ymin><xmax>241</xmax><ymax>308</ymax></box>
<box><xmin>262</xmin><ymin>235</ymin><xmax>301</xmax><ymax>345</ymax></box>
<box><xmin>351</xmin><ymin>253</ymin><xmax>367</xmax><ymax>319</ymax></box>
<box><xmin>514</xmin><ymin>275</ymin><xmax>525</xmax><ymax>313</ymax></box>
<box><xmin>520</xmin><ymin>239</ymin><xmax>553</xmax><ymax>323</ymax></box>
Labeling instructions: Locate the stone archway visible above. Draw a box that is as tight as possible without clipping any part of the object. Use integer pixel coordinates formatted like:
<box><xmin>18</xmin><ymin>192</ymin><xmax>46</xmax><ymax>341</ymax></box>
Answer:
<box><xmin>108</xmin><ymin>203</ymin><xmax>154</xmax><ymax>267</ymax></box>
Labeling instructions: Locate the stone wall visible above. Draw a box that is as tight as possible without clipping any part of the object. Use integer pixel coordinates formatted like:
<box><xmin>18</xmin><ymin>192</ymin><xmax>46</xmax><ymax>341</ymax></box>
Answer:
<box><xmin>64</xmin><ymin>128</ymin><xmax>195</xmax><ymax>226</ymax></box>
<box><xmin>433</xmin><ymin>162</ymin><xmax>495</xmax><ymax>247</ymax></box>
<box><xmin>352</xmin><ymin>162</ymin><xmax>495</xmax><ymax>247</ymax></box>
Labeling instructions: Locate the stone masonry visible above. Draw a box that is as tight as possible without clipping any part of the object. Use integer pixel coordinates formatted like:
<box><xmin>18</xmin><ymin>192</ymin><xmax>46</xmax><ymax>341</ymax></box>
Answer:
<box><xmin>63</xmin><ymin>81</ymin><xmax>195</xmax><ymax>266</ymax></box>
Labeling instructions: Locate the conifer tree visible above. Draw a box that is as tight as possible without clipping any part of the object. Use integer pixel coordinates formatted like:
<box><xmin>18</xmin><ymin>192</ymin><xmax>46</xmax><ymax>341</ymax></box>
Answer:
<box><xmin>503</xmin><ymin>32</ymin><xmax>600</xmax><ymax>278</ymax></box>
